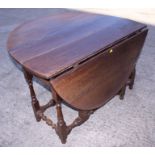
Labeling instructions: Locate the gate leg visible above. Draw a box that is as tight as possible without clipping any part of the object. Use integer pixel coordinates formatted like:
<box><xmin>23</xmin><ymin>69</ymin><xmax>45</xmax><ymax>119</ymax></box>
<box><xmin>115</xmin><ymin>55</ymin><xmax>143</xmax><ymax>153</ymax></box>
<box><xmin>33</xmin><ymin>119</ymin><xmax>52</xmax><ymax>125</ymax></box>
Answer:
<box><xmin>51</xmin><ymin>88</ymin><xmax>69</xmax><ymax>144</ymax></box>
<box><xmin>23</xmin><ymin>68</ymin><xmax>41</xmax><ymax>121</ymax></box>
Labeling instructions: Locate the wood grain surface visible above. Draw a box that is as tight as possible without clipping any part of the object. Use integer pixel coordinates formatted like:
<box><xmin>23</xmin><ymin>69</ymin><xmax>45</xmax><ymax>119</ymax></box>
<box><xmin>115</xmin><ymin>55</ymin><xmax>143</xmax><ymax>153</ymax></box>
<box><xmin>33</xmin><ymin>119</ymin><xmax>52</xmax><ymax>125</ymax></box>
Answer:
<box><xmin>51</xmin><ymin>29</ymin><xmax>148</xmax><ymax>110</ymax></box>
<box><xmin>7</xmin><ymin>10</ymin><xmax>146</xmax><ymax>79</ymax></box>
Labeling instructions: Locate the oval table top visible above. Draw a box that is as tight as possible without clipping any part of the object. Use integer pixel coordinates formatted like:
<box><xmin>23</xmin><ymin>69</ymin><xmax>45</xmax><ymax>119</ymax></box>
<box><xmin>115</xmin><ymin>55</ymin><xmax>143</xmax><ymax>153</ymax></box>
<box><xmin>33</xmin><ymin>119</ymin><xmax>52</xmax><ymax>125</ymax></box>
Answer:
<box><xmin>7</xmin><ymin>9</ymin><xmax>146</xmax><ymax>79</ymax></box>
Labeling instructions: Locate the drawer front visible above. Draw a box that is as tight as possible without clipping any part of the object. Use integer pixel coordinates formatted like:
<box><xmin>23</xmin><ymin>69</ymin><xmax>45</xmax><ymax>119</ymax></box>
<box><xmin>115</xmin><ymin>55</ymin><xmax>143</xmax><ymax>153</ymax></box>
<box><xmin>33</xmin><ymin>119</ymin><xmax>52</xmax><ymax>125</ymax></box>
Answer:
<box><xmin>50</xmin><ymin>29</ymin><xmax>148</xmax><ymax>110</ymax></box>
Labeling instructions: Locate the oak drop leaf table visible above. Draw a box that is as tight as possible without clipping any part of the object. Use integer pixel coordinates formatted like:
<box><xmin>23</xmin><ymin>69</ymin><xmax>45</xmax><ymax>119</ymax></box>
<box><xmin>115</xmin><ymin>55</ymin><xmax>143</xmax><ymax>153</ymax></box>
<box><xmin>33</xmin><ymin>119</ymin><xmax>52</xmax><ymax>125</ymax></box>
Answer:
<box><xmin>7</xmin><ymin>10</ymin><xmax>148</xmax><ymax>144</ymax></box>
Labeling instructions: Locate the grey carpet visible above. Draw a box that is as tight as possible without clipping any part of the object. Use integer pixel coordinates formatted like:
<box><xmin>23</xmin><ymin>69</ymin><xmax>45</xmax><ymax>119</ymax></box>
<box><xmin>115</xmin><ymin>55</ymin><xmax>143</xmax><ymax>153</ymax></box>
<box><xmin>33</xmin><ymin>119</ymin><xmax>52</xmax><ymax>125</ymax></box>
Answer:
<box><xmin>0</xmin><ymin>9</ymin><xmax>155</xmax><ymax>147</ymax></box>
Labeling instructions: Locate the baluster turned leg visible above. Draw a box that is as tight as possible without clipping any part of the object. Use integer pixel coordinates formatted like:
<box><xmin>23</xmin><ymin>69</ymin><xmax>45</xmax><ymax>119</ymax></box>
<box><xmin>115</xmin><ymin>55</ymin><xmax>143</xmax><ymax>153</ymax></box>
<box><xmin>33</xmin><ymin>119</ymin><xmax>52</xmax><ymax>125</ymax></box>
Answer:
<box><xmin>55</xmin><ymin>105</ymin><xmax>94</xmax><ymax>144</ymax></box>
<box><xmin>51</xmin><ymin>88</ymin><xmax>69</xmax><ymax>144</ymax></box>
<box><xmin>23</xmin><ymin>68</ymin><xmax>41</xmax><ymax>121</ymax></box>
<box><xmin>55</xmin><ymin>103</ymin><xmax>69</xmax><ymax>144</ymax></box>
<box><xmin>128</xmin><ymin>68</ymin><xmax>136</xmax><ymax>90</ymax></box>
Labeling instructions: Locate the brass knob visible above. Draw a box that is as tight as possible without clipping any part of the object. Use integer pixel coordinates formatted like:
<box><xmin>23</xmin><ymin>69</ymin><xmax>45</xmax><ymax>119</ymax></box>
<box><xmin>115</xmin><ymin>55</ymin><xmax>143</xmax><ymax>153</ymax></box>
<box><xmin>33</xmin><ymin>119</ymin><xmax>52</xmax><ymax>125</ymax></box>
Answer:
<box><xmin>109</xmin><ymin>49</ymin><xmax>113</xmax><ymax>54</ymax></box>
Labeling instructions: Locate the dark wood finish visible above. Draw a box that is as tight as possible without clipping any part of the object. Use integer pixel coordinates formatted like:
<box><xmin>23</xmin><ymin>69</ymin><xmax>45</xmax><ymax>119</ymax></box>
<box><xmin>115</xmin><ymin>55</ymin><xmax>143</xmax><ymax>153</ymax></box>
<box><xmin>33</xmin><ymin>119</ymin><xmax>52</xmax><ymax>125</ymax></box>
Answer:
<box><xmin>51</xmin><ymin>29</ymin><xmax>148</xmax><ymax>110</ymax></box>
<box><xmin>55</xmin><ymin>103</ymin><xmax>69</xmax><ymax>144</ymax></box>
<box><xmin>7</xmin><ymin>10</ymin><xmax>146</xmax><ymax>79</ymax></box>
<box><xmin>7</xmin><ymin>9</ymin><xmax>148</xmax><ymax>144</ymax></box>
<box><xmin>118</xmin><ymin>67</ymin><xmax>136</xmax><ymax>99</ymax></box>
<box><xmin>128</xmin><ymin>67</ymin><xmax>136</xmax><ymax>89</ymax></box>
<box><xmin>119</xmin><ymin>85</ymin><xmax>126</xmax><ymax>100</ymax></box>
<box><xmin>23</xmin><ymin>68</ymin><xmax>41</xmax><ymax>121</ymax></box>
<box><xmin>22</xmin><ymin>72</ymin><xmax>94</xmax><ymax>143</ymax></box>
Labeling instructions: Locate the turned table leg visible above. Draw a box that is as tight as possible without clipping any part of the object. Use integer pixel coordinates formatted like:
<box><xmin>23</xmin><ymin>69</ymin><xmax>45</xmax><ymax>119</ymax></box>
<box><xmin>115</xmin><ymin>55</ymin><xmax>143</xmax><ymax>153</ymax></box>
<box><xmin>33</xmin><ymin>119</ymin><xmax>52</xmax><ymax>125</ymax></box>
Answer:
<box><xmin>55</xmin><ymin>103</ymin><xmax>95</xmax><ymax>144</ymax></box>
<box><xmin>22</xmin><ymin>67</ymin><xmax>136</xmax><ymax>143</ymax></box>
<box><xmin>21</xmin><ymin>79</ymin><xmax>96</xmax><ymax>144</ymax></box>
<box><xmin>50</xmin><ymin>88</ymin><xmax>69</xmax><ymax>144</ymax></box>
<box><xmin>23</xmin><ymin>68</ymin><xmax>41</xmax><ymax>121</ymax></box>
<box><xmin>50</xmin><ymin>85</ymin><xmax>95</xmax><ymax>144</ymax></box>
<box><xmin>55</xmin><ymin>103</ymin><xmax>69</xmax><ymax>144</ymax></box>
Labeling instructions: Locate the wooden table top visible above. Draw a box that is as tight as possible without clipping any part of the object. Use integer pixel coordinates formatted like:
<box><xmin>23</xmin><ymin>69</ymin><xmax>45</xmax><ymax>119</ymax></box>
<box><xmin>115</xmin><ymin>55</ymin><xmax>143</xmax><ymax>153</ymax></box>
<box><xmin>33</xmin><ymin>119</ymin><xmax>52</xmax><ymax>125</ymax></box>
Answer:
<box><xmin>7</xmin><ymin>10</ymin><xmax>146</xmax><ymax>79</ymax></box>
